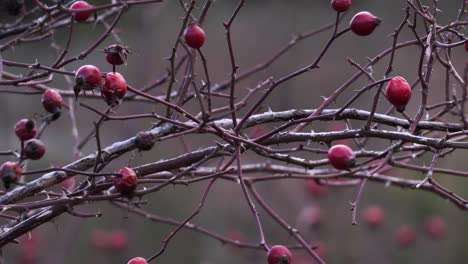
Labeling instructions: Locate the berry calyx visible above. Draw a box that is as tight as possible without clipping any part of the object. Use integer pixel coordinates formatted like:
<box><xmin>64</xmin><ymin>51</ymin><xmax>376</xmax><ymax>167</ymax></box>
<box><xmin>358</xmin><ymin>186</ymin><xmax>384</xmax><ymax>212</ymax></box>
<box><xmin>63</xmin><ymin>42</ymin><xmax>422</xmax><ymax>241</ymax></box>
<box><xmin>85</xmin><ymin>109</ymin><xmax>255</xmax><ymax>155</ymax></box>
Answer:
<box><xmin>350</xmin><ymin>11</ymin><xmax>380</xmax><ymax>36</ymax></box>
<box><xmin>184</xmin><ymin>24</ymin><xmax>206</xmax><ymax>49</ymax></box>
<box><xmin>104</xmin><ymin>44</ymin><xmax>130</xmax><ymax>66</ymax></box>
<box><xmin>327</xmin><ymin>144</ymin><xmax>356</xmax><ymax>170</ymax></box>
<box><xmin>0</xmin><ymin>162</ymin><xmax>22</xmax><ymax>189</ymax></box>
<box><xmin>331</xmin><ymin>0</ymin><xmax>351</xmax><ymax>12</ymax></box>
<box><xmin>42</xmin><ymin>89</ymin><xmax>64</xmax><ymax>114</ymax></box>
<box><xmin>267</xmin><ymin>245</ymin><xmax>293</xmax><ymax>264</ymax></box>
<box><xmin>24</xmin><ymin>139</ymin><xmax>46</xmax><ymax>160</ymax></box>
<box><xmin>70</xmin><ymin>1</ymin><xmax>93</xmax><ymax>22</ymax></box>
<box><xmin>15</xmin><ymin>119</ymin><xmax>37</xmax><ymax>141</ymax></box>
<box><xmin>134</xmin><ymin>131</ymin><xmax>155</xmax><ymax>151</ymax></box>
<box><xmin>113</xmin><ymin>167</ymin><xmax>138</xmax><ymax>195</ymax></box>
<box><xmin>102</xmin><ymin>72</ymin><xmax>127</xmax><ymax>105</ymax></box>
<box><xmin>396</xmin><ymin>225</ymin><xmax>416</xmax><ymax>248</ymax></box>
<box><xmin>128</xmin><ymin>257</ymin><xmax>148</xmax><ymax>264</ymax></box>
<box><xmin>364</xmin><ymin>205</ymin><xmax>384</xmax><ymax>227</ymax></box>
<box><xmin>386</xmin><ymin>76</ymin><xmax>412</xmax><ymax>111</ymax></box>
<box><xmin>74</xmin><ymin>65</ymin><xmax>102</xmax><ymax>99</ymax></box>
<box><xmin>425</xmin><ymin>216</ymin><xmax>446</xmax><ymax>239</ymax></box>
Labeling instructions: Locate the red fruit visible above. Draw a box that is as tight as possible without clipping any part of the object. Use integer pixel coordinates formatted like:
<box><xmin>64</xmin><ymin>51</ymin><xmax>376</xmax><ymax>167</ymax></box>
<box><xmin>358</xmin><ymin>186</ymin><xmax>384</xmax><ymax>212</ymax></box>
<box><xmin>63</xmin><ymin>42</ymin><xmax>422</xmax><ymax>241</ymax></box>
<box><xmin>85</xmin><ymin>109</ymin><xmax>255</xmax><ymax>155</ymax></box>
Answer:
<box><xmin>425</xmin><ymin>216</ymin><xmax>446</xmax><ymax>239</ymax></box>
<box><xmin>19</xmin><ymin>232</ymin><xmax>40</xmax><ymax>264</ymax></box>
<box><xmin>386</xmin><ymin>76</ymin><xmax>412</xmax><ymax>111</ymax></box>
<box><xmin>113</xmin><ymin>167</ymin><xmax>138</xmax><ymax>195</ymax></box>
<box><xmin>327</xmin><ymin>144</ymin><xmax>355</xmax><ymax>170</ymax></box>
<box><xmin>15</xmin><ymin>119</ymin><xmax>37</xmax><ymax>141</ymax></box>
<box><xmin>90</xmin><ymin>230</ymin><xmax>110</xmax><ymax>250</ymax></box>
<box><xmin>74</xmin><ymin>65</ymin><xmax>102</xmax><ymax>98</ymax></box>
<box><xmin>298</xmin><ymin>205</ymin><xmax>322</xmax><ymax>228</ymax></box>
<box><xmin>109</xmin><ymin>230</ymin><xmax>128</xmax><ymax>252</ymax></box>
<box><xmin>184</xmin><ymin>24</ymin><xmax>206</xmax><ymax>49</ymax></box>
<box><xmin>24</xmin><ymin>139</ymin><xmax>46</xmax><ymax>160</ymax></box>
<box><xmin>0</xmin><ymin>162</ymin><xmax>22</xmax><ymax>189</ymax></box>
<box><xmin>128</xmin><ymin>257</ymin><xmax>148</xmax><ymax>264</ymax></box>
<box><xmin>42</xmin><ymin>89</ymin><xmax>63</xmax><ymax>114</ymax></box>
<box><xmin>104</xmin><ymin>44</ymin><xmax>130</xmax><ymax>66</ymax></box>
<box><xmin>396</xmin><ymin>225</ymin><xmax>416</xmax><ymax>248</ymax></box>
<box><xmin>70</xmin><ymin>1</ymin><xmax>93</xmax><ymax>22</ymax></box>
<box><xmin>267</xmin><ymin>245</ymin><xmax>293</xmax><ymax>264</ymax></box>
<box><xmin>331</xmin><ymin>0</ymin><xmax>351</xmax><ymax>12</ymax></box>
<box><xmin>364</xmin><ymin>205</ymin><xmax>384</xmax><ymax>227</ymax></box>
<box><xmin>350</xmin><ymin>11</ymin><xmax>380</xmax><ymax>36</ymax></box>
<box><xmin>102</xmin><ymin>72</ymin><xmax>127</xmax><ymax>105</ymax></box>
<box><xmin>306</xmin><ymin>180</ymin><xmax>327</xmax><ymax>198</ymax></box>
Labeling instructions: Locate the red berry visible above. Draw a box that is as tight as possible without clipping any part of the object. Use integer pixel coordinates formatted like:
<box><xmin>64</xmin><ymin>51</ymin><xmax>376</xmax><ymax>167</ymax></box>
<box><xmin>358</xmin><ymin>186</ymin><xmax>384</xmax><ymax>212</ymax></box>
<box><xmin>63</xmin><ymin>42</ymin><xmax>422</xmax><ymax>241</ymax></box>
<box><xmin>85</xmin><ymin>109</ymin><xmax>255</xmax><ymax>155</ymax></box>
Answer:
<box><xmin>104</xmin><ymin>44</ymin><xmax>130</xmax><ymax>66</ymax></box>
<box><xmin>113</xmin><ymin>167</ymin><xmax>138</xmax><ymax>195</ymax></box>
<box><xmin>128</xmin><ymin>257</ymin><xmax>148</xmax><ymax>264</ymax></box>
<box><xmin>184</xmin><ymin>24</ymin><xmax>206</xmax><ymax>49</ymax></box>
<box><xmin>70</xmin><ymin>1</ymin><xmax>93</xmax><ymax>22</ymax></box>
<box><xmin>331</xmin><ymin>0</ymin><xmax>351</xmax><ymax>12</ymax></box>
<box><xmin>267</xmin><ymin>245</ymin><xmax>293</xmax><ymax>264</ymax></box>
<box><xmin>42</xmin><ymin>89</ymin><xmax>63</xmax><ymax>114</ymax></box>
<box><xmin>0</xmin><ymin>162</ymin><xmax>22</xmax><ymax>189</ymax></box>
<box><xmin>396</xmin><ymin>225</ymin><xmax>416</xmax><ymax>248</ymax></box>
<box><xmin>328</xmin><ymin>144</ymin><xmax>355</xmax><ymax>170</ymax></box>
<box><xmin>364</xmin><ymin>205</ymin><xmax>384</xmax><ymax>227</ymax></box>
<box><xmin>425</xmin><ymin>216</ymin><xmax>446</xmax><ymax>239</ymax></box>
<box><xmin>24</xmin><ymin>139</ymin><xmax>46</xmax><ymax>160</ymax></box>
<box><xmin>386</xmin><ymin>76</ymin><xmax>412</xmax><ymax>111</ymax></box>
<box><xmin>306</xmin><ymin>180</ymin><xmax>327</xmax><ymax>198</ymax></box>
<box><xmin>18</xmin><ymin>232</ymin><xmax>40</xmax><ymax>264</ymax></box>
<box><xmin>109</xmin><ymin>230</ymin><xmax>128</xmax><ymax>252</ymax></box>
<box><xmin>102</xmin><ymin>72</ymin><xmax>127</xmax><ymax>105</ymax></box>
<box><xmin>350</xmin><ymin>11</ymin><xmax>380</xmax><ymax>36</ymax></box>
<box><xmin>15</xmin><ymin>119</ymin><xmax>37</xmax><ymax>141</ymax></box>
<box><xmin>90</xmin><ymin>229</ymin><xmax>110</xmax><ymax>250</ymax></box>
<box><xmin>74</xmin><ymin>65</ymin><xmax>102</xmax><ymax>98</ymax></box>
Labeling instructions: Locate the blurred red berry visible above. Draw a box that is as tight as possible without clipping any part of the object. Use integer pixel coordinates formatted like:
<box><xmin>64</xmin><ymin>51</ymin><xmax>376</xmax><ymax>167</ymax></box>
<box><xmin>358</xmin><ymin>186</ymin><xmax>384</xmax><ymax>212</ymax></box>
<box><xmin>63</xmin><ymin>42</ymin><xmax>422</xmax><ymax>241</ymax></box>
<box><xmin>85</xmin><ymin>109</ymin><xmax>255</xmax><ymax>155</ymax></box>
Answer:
<box><xmin>70</xmin><ymin>0</ymin><xmax>93</xmax><ymax>22</ymax></box>
<box><xmin>42</xmin><ymin>89</ymin><xmax>63</xmax><ymax>114</ymax></box>
<box><xmin>425</xmin><ymin>216</ymin><xmax>446</xmax><ymax>239</ymax></box>
<box><xmin>331</xmin><ymin>0</ymin><xmax>351</xmax><ymax>12</ymax></box>
<box><xmin>386</xmin><ymin>76</ymin><xmax>412</xmax><ymax>111</ymax></box>
<box><xmin>364</xmin><ymin>205</ymin><xmax>384</xmax><ymax>227</ymax></box>
<box><xmin>18</xmin><ymin>232</ymin><xmax>40</xmax><ymax>264</ymax></box>
<box><xmin>184</xmin><ymin>24</ymin><xmax>206</xmax><ymax>49</ymax></box>
<box><xmin>306</xmin><ymin>180</ymin><xmax>327</xmax><ymax>198</ymax></box>
<box><xmin>328</xmin><ymin>144</ymin><xmax>355</xmax><ymax>170</ymax></box>
<box><xmin>15</xmin><ymin>119</ymin><xmax>37</xmax><ymax>141</ymax></box>
<box><xmin>24</xmin><ymin>139</ymin><xmax>46</xmax><ymax>160</ymax></box>
<box><xmin>396</xmin><ymin>225</ymin><xmax>416</xmax><ymax>248</ymax></box>
<box><xmin>1</xmin><ymin>162</ymin><xmax>22</xmax><ymax>189</ymax></box>
<box><xmin>298</xmin><ymin>205</ymin><xmax>322</xmax><ymax>228</ymax></box>
<box><xmin>128</xmin><ymin>257</ymin><xmax>148</xmax><ymax>264</ymax></box>
<box><xmin>90</xmin><ymin>229</ymin><xmax>111</xmax><ymax>250</ymax></box>
<box><xmin>61</xmin><ymin>177</ymin><xmax>76</xmax><ymax>192</ymax></box>
<box><xmin>350</xmin><ymin>11</ymin><xmax>380</xmax><ymax>36</ymax></box>
<box><xmin>113</xmin><ymin>167</ymin><xmax>138</xmax><ymax>195</ymax></box>
<box><xmin>109</xmin><ymin>230</ymin><xmax>128</xmax><ymax>252</ymax></box>
<box><xmin>74</xmin><ymin>65</ymin><xmax>102</xmax><ymax>98</ymax></box>
<box><xmin>267</xmin><ymin>245</ymin><xmax>293</xmax><ymax>264</ymax></box>
<box><xmin>102</xmin><ymin>72</ymin><xmax>127</xmax><ymax>105</ymax></box>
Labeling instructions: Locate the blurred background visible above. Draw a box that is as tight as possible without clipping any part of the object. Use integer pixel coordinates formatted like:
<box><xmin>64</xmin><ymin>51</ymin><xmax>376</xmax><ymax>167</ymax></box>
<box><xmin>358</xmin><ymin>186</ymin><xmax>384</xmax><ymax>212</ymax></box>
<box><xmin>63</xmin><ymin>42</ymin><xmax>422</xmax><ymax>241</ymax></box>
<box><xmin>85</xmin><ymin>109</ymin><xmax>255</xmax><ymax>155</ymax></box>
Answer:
<box><xmin>0</xmin><ymin>0</ymin><xmax>467</xmax><ymax>263</ymax></box>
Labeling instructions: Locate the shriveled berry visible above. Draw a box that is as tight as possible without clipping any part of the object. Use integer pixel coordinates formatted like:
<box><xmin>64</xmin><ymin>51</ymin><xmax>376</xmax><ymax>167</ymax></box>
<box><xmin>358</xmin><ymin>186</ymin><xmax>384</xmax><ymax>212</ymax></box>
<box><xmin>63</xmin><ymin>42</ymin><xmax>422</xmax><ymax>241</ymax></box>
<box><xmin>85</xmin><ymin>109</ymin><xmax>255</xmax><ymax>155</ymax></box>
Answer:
<box><xmin>42</xmin><ymin>89</ymin><xmax>64</xmax><ymax>114</ymax></box>
<box><xmin>0</xmin><ymin>162</ymin><xmax>21</xmax><ymax>189</ymax></box>
<box><xmin>70</xmin><ymin>0</ymin><xmax>93</xmax><ymax>22</ymax></box>
<box><xmin>184</xmin><ymin>24</ymin><xmax>206</xmax><ymax>49</ymax></box>
<box><xmin>15</xmin><ymin>119</ymin><xmax>37</xmax><ymax>141</ymax></box>
<box><xmin>425</xmin><ymin>216</ymin><xmax>446</xmax><ymax>239</ymax></box>
<box><xmin>364</xmin><ymin>205</ymin><xmax>384</xmax><ymax>228</ymax></box>
<box><xmin>396</xmin><ymin>225</ymin><xmax>416</xmax><ymax>248</ymax></box>
<box><xmin>350</xmin><ymin>11</ymin><xmax>380</xmax><ymax>36</ymax></box>
<box><xmin>386</xmin><ymin>76</ymin><xmax>412</xmax><ymax>111</ymax></box>
<box><xmin>74</xmin><ymin>65</ymin><xmax>102</xmax><ymax>99</ymax></box>
<box><xmin>128</xmin><ymin>257</ymin><xmax>148</xmax><ymax>264</ymax></box>
<box><xmin>24</xmin><ymin>139</ymin><xmax>46</xmax><ymax>160</ymax></box>
<box><xmin>104</xmin><ymin>44</ymin><xmax>130</xmax><ymax>66</ymax></box>
<box><xmin>267</xmin><ymin>245</ymin><xmax>293</xmax><ymax>264</ymax></box>
<box><xmin>134</xmin><ymin>131</ymin><xmax>155</xmax><ymax>151</ymax></box>
<box><xmin>328</xmin><ymin>144</ymin><xmax>355</xmax><ymax>170</ymax></box>
<box><xmin>113</xmin><ymin>167</ymin><xmax>138</xmax><ymax>195</ymax></box>
<box><xmin>102</xmin><ymin>72</ymin><xmax>127</xmax><ymax>105</ymax></box>
<box><xmin>331</xmin><ymin>0</ymin><xmax>351</xmax><ymax>12</ymax></box>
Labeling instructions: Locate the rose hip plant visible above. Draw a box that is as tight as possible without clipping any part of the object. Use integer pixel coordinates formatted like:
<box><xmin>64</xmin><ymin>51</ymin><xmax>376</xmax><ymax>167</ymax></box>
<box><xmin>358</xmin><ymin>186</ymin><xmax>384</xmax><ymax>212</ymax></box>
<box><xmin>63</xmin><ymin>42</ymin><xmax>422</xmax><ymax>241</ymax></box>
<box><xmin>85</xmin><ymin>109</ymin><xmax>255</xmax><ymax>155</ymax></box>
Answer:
<box><xmin>0</xmin><ymin>0</ymin><xmax>466</xmax><ymax>263</ymax></box>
